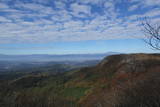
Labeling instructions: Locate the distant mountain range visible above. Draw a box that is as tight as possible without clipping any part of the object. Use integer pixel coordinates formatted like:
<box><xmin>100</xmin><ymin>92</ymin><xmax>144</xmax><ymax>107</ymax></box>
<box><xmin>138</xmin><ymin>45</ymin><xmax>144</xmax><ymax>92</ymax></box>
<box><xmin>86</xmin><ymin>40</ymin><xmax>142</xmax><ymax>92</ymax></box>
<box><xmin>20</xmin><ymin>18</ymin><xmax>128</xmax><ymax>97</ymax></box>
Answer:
<box><xmin>0</xmin><ymin>52</ymin><xmax>120</xmax><ymax>62</ymax></box>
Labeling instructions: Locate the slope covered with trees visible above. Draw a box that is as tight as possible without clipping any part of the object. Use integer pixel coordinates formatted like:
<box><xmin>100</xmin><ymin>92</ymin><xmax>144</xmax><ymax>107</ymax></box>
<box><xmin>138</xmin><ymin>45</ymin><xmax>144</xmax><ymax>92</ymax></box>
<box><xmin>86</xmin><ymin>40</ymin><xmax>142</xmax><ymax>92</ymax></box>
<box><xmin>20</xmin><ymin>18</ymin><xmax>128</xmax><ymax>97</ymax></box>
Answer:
<box><xmin>0</xmin><ymin>54</ymin><xmax>160</xmax><ymax>107</ymax></box>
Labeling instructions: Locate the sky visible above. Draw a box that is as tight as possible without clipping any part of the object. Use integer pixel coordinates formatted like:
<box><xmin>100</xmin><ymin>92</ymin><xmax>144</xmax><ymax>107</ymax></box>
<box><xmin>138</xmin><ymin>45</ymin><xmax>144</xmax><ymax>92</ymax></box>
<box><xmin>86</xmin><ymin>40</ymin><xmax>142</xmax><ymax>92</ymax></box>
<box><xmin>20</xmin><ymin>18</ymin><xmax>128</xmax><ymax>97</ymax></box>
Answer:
<box><xmin>0</xmin><ymin>0</ymin><xmax>160</xmax><ymax>55</ymax></box>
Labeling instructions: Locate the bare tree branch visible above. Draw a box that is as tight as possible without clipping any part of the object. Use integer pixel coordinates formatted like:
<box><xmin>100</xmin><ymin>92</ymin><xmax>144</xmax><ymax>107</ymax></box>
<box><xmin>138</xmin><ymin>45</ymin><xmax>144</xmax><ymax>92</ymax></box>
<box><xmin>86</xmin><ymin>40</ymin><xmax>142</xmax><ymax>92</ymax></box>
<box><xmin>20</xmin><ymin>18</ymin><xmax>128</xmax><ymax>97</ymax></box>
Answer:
<box><xmin>141</xmin><ymin>18</ymin><xmax>160</xmax><ymax>50</ymax></box>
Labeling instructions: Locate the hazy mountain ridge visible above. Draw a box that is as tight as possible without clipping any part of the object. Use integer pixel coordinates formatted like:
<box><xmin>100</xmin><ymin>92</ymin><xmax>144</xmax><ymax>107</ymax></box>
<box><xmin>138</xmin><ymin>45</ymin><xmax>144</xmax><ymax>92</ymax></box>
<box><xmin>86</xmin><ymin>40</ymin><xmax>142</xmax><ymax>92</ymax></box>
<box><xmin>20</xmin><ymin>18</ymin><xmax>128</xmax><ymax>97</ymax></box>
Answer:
<box><xmin>0</xmin><ymin>52</ymin><xmax>119</xmax><ymax>72</ymax></box>
<box><xmin>0</xmin><ymin>52</ymin><xmax>120</xmax><ymax>61</ymax></box>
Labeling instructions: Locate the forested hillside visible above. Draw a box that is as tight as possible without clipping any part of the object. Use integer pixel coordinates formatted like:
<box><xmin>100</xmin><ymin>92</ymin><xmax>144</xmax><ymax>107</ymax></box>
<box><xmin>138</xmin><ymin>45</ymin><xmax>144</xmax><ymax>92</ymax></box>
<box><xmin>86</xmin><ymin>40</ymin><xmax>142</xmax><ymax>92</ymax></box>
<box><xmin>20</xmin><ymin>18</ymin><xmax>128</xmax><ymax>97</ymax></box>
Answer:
<box><xmin>0</xmin><ymin>54</ymin><xmax>160</xmax><ymax>107</ymax></box>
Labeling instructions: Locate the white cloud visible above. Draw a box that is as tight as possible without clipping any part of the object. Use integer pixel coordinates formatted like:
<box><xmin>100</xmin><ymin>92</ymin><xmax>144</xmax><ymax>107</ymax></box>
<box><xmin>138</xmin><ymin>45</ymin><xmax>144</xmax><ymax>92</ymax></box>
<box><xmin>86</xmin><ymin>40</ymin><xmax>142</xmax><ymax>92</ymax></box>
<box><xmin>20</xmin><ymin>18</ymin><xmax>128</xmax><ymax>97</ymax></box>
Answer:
<box><xmin>0</xmin><ymin>3</ymin><xmax>9</xmax><ymax>9</ymax></box>
<box><xmin>77</xmin><ymin>0</ymin><xmax>103</xmax><ymax>5</ymax></box>
<box><xmin>13</xmin><ymin>3</ymin><xmax>55</xmax><ymax>14</ymax></box>
<box><xmin>70</xmin><ymin>3</ymin><xmax>91</xmax><ymax>17</ymax></box>
<box><xmin>104</xmin><ymin>1</ymin><xmax>114</xmax><ymax>9</ymax></box>
<box><xmin>128</xmin><ymin>4</ymin><xmax>139</xmax><ymax>11</ymax></box>
<box><xmin>130</xmin><ymin>0</ymin><xmax>160</xmax><ymax>8</ymax></box>
<box><xmin>104</xmin><ymin>1</ymin><xmax>117</xmax><ymax>19</ymax></box>
<box><xmin>0</xmin><ymin>0</ymin><xmax>160</xmax><ymax>44</ymax></box>
<box><xmin>143</xmin><ymin>0</ymin><xmax>160</xmax><ymax>6</ymax></box>
<box><xmin>127</xmin><ymin>8</ymin><xmax>160</xmax><ymax>21</ymax></box>
<box><xmin>0</xmin><ymin>16</ymin><xmax>12</xmax><ymax>22</ymax></box>
<box><xmin>54</xmin><ymin>1</ymin><xmax>66</xmax><ymax>9</ymax></box>
<box><xmin>51</xmin><ymin>10</ymin><xmax>72</xmax><ymax>22</ymax></box>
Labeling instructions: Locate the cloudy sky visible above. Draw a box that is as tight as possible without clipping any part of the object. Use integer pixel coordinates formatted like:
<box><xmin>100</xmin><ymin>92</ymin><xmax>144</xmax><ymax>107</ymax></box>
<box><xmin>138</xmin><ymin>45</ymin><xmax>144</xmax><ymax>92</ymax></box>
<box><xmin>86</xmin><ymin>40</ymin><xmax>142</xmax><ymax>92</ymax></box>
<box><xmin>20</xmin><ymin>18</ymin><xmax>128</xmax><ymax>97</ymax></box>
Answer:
<box><xmin>0</xmin><ymin>0</ymin><xmax>160</xmax><ymax>54</ymax></box>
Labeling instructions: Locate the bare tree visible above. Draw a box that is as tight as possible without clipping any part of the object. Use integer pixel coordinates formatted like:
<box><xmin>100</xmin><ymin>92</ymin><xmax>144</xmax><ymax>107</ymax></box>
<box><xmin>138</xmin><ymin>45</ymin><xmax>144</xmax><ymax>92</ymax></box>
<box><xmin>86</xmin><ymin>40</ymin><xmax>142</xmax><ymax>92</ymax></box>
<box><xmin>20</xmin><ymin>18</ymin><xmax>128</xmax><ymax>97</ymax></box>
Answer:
<box><xmin>142</xmin><ymin>18</ymin><xmax>160</xmax><ymax>50</ymax></box>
